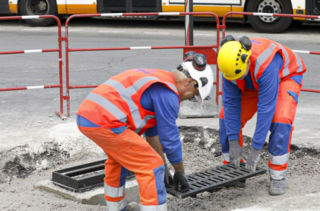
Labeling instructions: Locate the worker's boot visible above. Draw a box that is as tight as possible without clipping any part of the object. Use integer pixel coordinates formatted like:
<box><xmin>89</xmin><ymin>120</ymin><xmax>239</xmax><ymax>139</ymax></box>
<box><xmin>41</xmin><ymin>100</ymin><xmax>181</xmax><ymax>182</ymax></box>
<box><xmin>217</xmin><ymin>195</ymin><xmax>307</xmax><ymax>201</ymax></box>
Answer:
<box><xmin>126</xmin><ymin>202</ymin><xmax>140</xmax><ymax>211</ymax></box>
<box><xmin>269</xmin><ymin>178</ymin><xmax>286</xmax><ymax>195</ymax></box>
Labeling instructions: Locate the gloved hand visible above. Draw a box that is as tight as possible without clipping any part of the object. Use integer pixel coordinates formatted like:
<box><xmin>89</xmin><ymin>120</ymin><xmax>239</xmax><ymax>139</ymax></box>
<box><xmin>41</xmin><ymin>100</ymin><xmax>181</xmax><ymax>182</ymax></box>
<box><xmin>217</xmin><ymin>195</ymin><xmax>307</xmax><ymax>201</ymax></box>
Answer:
<box><xmin>245</xmin><ymin>146</ymin><xmax>261</xmax><ymax>172</ymax></box>
<box><xmin>164</xmin><ymin>164</ymin><xmax>173</xmax><ymax>188</ymax></box>
<box><xmin>173</xmin><ymin>170</ymin><xmax>190</xmax><ymax>193</ymax></box>
<box><xmin>229</xmin><ymin>140</ymin><xmax>243</xmax><ymax>168</ymax></box>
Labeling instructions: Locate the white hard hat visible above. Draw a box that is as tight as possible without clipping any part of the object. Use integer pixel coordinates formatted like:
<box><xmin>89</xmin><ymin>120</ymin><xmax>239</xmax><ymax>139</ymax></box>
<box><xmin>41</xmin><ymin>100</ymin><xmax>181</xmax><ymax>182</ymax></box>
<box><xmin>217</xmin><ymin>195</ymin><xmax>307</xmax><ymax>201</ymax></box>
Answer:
<box><xmin>179</xmin><ymin>53</ymin><xmax>214</xmax><ymax>101</ymax></box>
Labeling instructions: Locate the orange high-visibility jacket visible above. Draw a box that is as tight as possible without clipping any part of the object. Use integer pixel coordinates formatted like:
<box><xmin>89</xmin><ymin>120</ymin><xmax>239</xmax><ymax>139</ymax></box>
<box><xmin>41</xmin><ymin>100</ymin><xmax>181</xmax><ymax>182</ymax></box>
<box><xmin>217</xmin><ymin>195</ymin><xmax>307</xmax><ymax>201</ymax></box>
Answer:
<box><xmin>234</xmin><ymin>37</ymin><xmax>306</xmax><ymax>91</ymax></box>
<box><xmin>77</xmin><ymin>69</ymin><xmax>179</xmax><ymax>135</ymax></box>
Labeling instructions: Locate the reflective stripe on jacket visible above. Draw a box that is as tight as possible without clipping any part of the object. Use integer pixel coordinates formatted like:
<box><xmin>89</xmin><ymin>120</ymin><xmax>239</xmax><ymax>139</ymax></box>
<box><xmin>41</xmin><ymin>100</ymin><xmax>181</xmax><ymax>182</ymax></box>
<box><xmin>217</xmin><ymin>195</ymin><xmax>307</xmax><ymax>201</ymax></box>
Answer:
<box><xmin>234</xmin><ymin>37</ymin><xmax>306</xmax><ymax>91</ymax></box>
<box><xmin>77</xmin><ymin>69</ymin><xmax>179</xmax><ymax>135</ymax></box>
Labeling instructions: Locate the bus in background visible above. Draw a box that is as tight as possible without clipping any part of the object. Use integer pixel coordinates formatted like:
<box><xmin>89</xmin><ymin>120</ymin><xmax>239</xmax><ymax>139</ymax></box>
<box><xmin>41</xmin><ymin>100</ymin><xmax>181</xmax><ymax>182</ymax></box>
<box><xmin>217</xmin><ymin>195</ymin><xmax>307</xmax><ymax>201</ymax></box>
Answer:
<box><xmin>2</xmin><ymin>0</ymin><xmax>320</xmax><ymax>33</ymax></box>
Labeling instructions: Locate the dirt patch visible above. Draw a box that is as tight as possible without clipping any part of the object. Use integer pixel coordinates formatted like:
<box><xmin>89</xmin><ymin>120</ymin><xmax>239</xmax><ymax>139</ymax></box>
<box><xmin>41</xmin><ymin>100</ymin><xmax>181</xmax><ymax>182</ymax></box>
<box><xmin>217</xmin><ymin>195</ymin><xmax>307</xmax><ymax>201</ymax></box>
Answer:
<box><xmin>0</xmin><ymin>126</ymin><xmax>319</xmax><ymax>210</ymax></box>
<box><xmin>167</xmin><ymin>127</ymin><xmax>320</xmax><ymax>211</ymax></box>
<box><xmin>0</xmin><ymin>142</ymin><xmax>70</xmax><ymax>183</ymax></box>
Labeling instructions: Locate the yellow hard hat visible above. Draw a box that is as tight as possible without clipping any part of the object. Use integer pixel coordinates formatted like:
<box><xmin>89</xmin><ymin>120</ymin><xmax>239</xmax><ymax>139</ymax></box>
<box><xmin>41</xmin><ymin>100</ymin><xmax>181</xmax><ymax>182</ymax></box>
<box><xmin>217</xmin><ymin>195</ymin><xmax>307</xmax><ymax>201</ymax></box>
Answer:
<box><xmin>217</xmin><ymin>40</ymin><xmax>251</xmax><ymax>81</ymax></box>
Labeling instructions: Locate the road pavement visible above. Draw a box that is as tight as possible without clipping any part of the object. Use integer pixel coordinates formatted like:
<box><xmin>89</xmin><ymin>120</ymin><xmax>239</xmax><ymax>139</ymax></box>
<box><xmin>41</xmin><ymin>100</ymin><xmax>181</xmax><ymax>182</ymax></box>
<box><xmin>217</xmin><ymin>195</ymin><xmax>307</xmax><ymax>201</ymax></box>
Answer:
<box><xmin>0</xmin><ymin>18</ymin><xmax>320</xmax><ymax>210</ymax></box>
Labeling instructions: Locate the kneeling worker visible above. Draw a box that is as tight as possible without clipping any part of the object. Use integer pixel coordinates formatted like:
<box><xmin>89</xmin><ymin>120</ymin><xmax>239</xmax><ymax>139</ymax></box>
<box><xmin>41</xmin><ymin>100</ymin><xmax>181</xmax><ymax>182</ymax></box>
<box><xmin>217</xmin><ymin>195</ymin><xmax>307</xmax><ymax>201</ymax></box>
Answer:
<box><xmin>77</xmin><ymin>52</ymin><xmax>213</xmax><ymax>210</ymax></box>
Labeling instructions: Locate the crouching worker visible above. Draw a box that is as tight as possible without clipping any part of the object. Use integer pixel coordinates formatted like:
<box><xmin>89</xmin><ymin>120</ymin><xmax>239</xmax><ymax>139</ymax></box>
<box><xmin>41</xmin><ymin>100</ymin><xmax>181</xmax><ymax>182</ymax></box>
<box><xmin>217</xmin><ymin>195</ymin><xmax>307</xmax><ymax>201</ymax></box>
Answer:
<box><xmin>217</xmin><ymin>35</ymin><xmax>306</xmax><ymax>195</ymax></box>
<box><xmin>77</xmin><ymin>52</ymin><xmax>213</xmax><ymax>211</ymax></box>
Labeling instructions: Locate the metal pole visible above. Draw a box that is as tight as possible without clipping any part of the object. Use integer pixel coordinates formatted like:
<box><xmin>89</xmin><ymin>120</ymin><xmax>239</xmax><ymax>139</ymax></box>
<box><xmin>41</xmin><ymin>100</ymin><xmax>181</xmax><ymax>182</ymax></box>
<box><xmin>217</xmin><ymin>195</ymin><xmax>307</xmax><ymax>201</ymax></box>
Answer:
<box><xmin>185</xmin><ymin>0</ymin><xmax>194</xmax><ymax>45</ymax></box>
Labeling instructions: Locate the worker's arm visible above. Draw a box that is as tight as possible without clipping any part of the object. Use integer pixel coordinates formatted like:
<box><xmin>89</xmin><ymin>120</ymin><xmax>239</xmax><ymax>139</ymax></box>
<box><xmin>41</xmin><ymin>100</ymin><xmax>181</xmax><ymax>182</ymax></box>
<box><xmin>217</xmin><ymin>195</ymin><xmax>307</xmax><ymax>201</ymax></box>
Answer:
<box><xmin>253</xmin><ymin>53</ymin><xmax>283</xmax><ymax>149</ymax></box>
<box><xmin>222</xmin><ymin>78</ymin><xmax>242</xmax><ymax>141</ymax></box>
<box><xmin>145</xmin><ymin>135</ymin><xmax>184</xmax><ymax>171</ymax></box>
<box><xmin>142</xmin><ymin>83</ymin><xmax>183</xmax><ymax>169</ymax></box>
<box><xmin>145</xmin><ymin>135</ymin><xmax>166</xmax><ymax>162</ymax></box>
<box><xmin>143</xmin><ymin>83</ymin><xmax>189</xmax><ymax>191</ymax></box>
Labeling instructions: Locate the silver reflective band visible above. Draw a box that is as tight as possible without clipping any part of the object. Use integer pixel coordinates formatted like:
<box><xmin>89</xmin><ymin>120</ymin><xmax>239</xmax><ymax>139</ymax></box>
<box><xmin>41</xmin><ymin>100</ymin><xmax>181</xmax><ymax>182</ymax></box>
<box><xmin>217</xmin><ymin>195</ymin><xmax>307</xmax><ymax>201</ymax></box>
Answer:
<box><xmin>294</xmin><ymin>52</ymin><xmax>304</xmax><ymax>73</ymax></box>
<box><xmin>222</xmin><ymin>153</ymin><xmax>230</xmax><ymax>162</ymax></box>
<box><xmin>104</xmin><ymin>183</ymin><xmax>125</xmax><ymax>198</ymax></box>
<box><xmin>24</xmin><ymin>49</ymin><xmax>42</xmax><ymax>54</ymax></box>
<box><xmin>106</xmin><ymin>197</ymin><xmax>127</xmax><ymax>211</ymax></box>
<box><xmin>105</xmin><ymin>76</ymin><xmax>177</xmax><ymax>132</ymax></box>
<box><xmin>254</xmin><ymin>43</ymin><xmax>276</xmax><ymax>82</ymax></box>
<box><xmin>278</xmin><ymin>44</ymin><xmax>290</xmax><ymax>77</ymax></box>
<box><xmin>101</xmin><ymin>13</ymin><xmax>123</xmax><ymax>17</ymax></box>
<box><xmin>253</xmin><ymin>12</ymin><xmax>273</xmax><ymax>16</ymax></box>
<box><xmin>135</xmin><ymin>114</ymin><xmax>155</xmax><ymax>134</ymax></box>
<box><xmin>293</xmin><ymin>50</ymin><xmax>310</xmax><ymax>54</ymax></box>
<box><xmin>22</xmin><ymin>15</ymin><xmax>40</xmax><ymax>19</ymax></box>
<box><xmin>269</xmin><ymin>168</ymin><xmax>286</xmax><ymax>180</ymax></box>
<box><xmin>105</xmin><ymin>79</ymin><xmax>144</xmax><ymax>129</ymax></box>
<box><xmin>86</xmin><ymin>92</ymin><xmax>127</xmax><ymax>123</ymax></box>
<box><xmin>159</xmin><ymin>12</ymin><xmax>179</xmax><ymax>16</ymax></box>
<box><xmin>130</xmin><ymin>46</ymin><xmax>152</xmax><ymax>50</ymax></box>
<box><xmin>269</xmin><ymin>153</ymin><xmax>289</xmax><ymax>165</ymax></box>
<box><xmin>26</xmin><ymin>85</ymin><xmax>44</xmax><ymax>90</ymax></box>
<box><xmin>140</xmin><ymin>203</ymin><xmax>167</xmax><ymax>211</ymax></box>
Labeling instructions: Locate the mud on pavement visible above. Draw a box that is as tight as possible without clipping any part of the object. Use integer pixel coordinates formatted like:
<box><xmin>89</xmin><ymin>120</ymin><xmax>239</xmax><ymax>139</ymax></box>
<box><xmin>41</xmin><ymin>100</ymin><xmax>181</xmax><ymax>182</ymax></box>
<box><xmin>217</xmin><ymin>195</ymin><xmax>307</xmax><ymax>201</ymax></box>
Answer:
<box><xmin>0</xmin><ymin>126</ymin><xmax>320</xmax><ymax>210</ymax></box>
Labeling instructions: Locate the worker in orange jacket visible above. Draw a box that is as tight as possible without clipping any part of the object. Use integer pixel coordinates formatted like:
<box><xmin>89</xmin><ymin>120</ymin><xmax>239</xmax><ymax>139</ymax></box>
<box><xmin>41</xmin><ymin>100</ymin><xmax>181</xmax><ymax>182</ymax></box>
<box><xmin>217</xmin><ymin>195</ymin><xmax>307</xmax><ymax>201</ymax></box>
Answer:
<box><xmin>217</xmin><ymin>35</ymin><xmax>306</xmax><ymax>195</ymax></box>
<box><xmin>77</xmin><ymin>52</ymin><xmax>213</xmax><ymax>211</ymax></box>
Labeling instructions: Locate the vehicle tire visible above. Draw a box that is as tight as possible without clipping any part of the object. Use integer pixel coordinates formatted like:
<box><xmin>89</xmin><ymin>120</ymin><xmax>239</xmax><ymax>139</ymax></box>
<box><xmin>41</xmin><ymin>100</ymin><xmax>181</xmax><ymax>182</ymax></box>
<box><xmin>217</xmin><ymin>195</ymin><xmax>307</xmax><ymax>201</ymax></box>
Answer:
<box><xmin>246</xmin><ymin>0</ymin><xmax>292</xmax><ymax>33</ymax></box>
<box><xmin>19</xmin><ymin>0</ymin><xmax>57</xmax><ymax>26</ymax></box>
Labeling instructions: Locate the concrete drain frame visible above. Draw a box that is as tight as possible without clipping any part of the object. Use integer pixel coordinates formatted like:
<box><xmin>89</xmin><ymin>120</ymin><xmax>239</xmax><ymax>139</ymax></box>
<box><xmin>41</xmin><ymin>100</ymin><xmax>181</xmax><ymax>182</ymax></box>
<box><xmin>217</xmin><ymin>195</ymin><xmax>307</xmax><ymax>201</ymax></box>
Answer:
<box><xmin>52</xmin><ymin>159</ymin><xmax>266</xmax><ymax>197</ymax></box>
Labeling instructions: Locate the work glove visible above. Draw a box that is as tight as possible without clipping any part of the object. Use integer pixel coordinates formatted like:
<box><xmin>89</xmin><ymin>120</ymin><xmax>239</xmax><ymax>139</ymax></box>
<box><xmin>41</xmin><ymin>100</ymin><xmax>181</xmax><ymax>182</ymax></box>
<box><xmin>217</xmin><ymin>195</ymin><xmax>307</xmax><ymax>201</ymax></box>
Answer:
<box><xmin>173</xmin><ymin>170</ymin><xmax>190</xmax><ymax>193</ymax></box>
<box><xmin>164</xmin><ymin>164</ymin><xmax>173</xmax><ymax>188</ymax></box>
<box><xmin>245</xmin><ymin>146</ymin><xmax>262</xmax><ymax>172</ymax></box>
<box><xmin>229</xmin><ymin>140</ymin><xmax>243</xmax><ymax>168</ymax></box>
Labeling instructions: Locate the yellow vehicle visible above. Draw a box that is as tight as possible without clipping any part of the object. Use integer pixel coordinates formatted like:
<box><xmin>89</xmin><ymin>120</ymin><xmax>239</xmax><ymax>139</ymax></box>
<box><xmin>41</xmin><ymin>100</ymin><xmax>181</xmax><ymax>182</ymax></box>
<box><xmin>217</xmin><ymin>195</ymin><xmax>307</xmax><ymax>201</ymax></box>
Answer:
<box><xmin>3</xmin><ymin>0</ymin><xmax>320</xmax><ymax>32</ymax></box>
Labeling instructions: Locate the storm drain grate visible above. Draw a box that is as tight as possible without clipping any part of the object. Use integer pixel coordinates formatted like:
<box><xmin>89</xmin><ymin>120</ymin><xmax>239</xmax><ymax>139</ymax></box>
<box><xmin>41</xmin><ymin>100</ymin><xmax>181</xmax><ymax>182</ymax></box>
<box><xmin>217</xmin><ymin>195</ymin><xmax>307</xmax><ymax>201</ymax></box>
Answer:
<box><xmin>52</xmin><ymin>159</ymin><xmax>134</xmax><ymax>192</ymax></box>
<box><xmin>52</xmin><ymin>160</ymin><xmax>265</xmax><ymax>196</ymax></box>
<box><xmin>166</xmin><ymin>164</ymin><xmax>266</xmax><ymax>198</ymax></box>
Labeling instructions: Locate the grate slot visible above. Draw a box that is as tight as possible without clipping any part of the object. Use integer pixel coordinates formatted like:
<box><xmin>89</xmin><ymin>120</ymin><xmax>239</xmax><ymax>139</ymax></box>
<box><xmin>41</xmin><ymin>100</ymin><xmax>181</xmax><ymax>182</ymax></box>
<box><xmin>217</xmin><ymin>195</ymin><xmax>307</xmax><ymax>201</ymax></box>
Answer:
<box><xmin>208</xmin><ymin>178</ymin><xmax>219</xmax><ymax>183</ymax></box>
<box><xmin>231</xmin><ymin>171</ymin><xmax>242</xmax><ymax>176</ymax></box>
<box><xmin>224</xmin><ymin>173</ymin><xmax>236</xmax><ymax>178</ymax></box>
<box><xmin>211</xmin><ymin>169</ymin><xmax>223</xmax><ymax>174</ymax></box>
<box><xmin>217</xmin><ymin>175</ymin><xmax>228</xmax><ymax>180</ymax></box>
<box><xmin>194</xmin><ymin>173</ymin><xmax>206</xmax><ymax>179</ymax></box>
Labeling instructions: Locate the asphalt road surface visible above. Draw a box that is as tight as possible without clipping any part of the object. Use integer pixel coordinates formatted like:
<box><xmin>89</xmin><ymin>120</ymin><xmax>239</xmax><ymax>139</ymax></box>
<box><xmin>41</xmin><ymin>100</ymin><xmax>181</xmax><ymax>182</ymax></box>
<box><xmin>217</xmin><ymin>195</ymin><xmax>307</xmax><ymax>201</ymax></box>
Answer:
<box><xmin>0</xmin><ymin>17</ymin><xmax>320</xmax><ymax>211</ymax></box>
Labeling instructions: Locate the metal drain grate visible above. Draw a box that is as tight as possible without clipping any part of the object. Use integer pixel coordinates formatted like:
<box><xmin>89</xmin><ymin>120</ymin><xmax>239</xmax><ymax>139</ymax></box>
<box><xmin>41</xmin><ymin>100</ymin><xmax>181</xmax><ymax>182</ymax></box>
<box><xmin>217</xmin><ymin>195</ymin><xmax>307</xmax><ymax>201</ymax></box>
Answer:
<box><xmin>52</xmin><ymin>160</ymin><xmax>265</xmax><ymax>196</ymax></box>
<box><xmin>52</xmin><ymin>159</ymin><xmax>134</xmax><ymax>192</ymax></box>
<box><xmin>166</xmin><ymin>164</ymin><xmax>266</xmax><ymax>198</ymax></box>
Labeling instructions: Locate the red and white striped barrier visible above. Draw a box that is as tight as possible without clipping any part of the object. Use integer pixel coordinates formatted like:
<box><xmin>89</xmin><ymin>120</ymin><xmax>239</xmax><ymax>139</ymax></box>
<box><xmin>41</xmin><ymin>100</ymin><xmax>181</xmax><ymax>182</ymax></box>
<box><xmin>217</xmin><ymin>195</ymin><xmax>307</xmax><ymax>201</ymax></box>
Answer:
<box><xmin>293</xmin><ymin>50</ymin><xmax>320</xmax><ymax>55</ymax></box>
<box><xmin>0</xmin><ymin>48</ymin><xmax>59</xmax><ymax>55</ymax></box>
<box><xmin>0</xmin><ymin>85</ymin><xmax>60</xmax><ymax>92</ymax></box>
<box><xmin>0</xmin><ymin>15</ymin><xmax>66</xmax><ymax>119</ymax></box>
<box><xmin>64</xmin><ymin>12</ymin><xmax>221</xmax><ymax>117</ymax></box>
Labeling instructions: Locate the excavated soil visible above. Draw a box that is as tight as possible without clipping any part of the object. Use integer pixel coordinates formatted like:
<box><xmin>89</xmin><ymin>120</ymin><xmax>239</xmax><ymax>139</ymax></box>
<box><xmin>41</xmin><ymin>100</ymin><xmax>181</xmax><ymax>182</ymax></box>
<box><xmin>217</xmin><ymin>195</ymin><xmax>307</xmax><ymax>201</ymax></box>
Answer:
<box><xmin>0</xmin><ymin>126</ymin><xmax>319</xmax><ymax>211</ymax></box>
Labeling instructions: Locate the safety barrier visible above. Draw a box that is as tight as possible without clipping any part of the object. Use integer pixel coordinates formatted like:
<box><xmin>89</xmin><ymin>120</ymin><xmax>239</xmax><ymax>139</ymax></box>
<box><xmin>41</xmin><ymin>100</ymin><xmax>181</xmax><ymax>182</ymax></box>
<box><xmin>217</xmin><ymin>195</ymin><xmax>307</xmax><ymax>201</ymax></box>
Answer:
<box><xmin>220</xmin><ymin>12</ymin><xmax>320</xmax><ymax>99</ymax></box>
<box><xmin>0</xmin><ymin>15</ymin><xmax>65</xmax><ymax>119</ymax></box>
<box><xmin>64</xmin><ymin>12</ymin><xmax>221</xmax><ymax>117</ymax></box>
<box><xmin>4</xmin><ymin>12</ymin><xmax>319</xmax><ymax>120</ymax></box>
